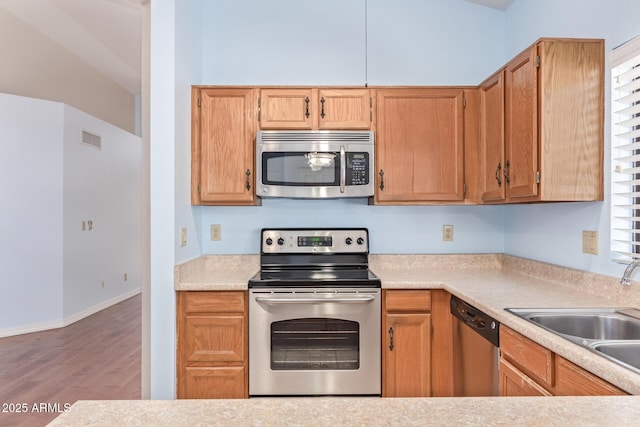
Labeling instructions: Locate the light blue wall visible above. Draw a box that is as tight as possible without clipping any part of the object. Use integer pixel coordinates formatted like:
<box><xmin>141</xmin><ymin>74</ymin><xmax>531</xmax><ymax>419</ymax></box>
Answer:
<box><xmin>199</xmin><ymin>201</ymin><xmax>505</xmax><ymax>254</ymax></box>
<box><xmin>502</xmin><ymin>0</ymin><xmax>640</xmax><ymax>278</ymax></box>
<box><xmin>190</xmin><ymin>0</ymin><xmax>507</xmax><ymax>258</ymax></box>
<box><xmin>159</xmin><ymin>0</ymin><xmax>640</xmax><ymax>400</ymax></box>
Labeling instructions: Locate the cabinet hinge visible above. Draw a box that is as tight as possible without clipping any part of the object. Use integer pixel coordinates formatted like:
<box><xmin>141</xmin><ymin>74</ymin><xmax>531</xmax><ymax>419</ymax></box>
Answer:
<box><xmin>257</xmin><ymin>97</ymin><xmax>261</xmax><ymax>121</ymax></box>
<box><xmin>370</xmin><ymin>97</ymin><xmax>373</xmax><ymax>122</ymax></box>
<box><xmin>536</xmin><ymin>55</ymin><xmax>541</xmax><ymax>68</ymax></box>
<box><xmin>536</xmin><ymin>170</ymin><xmax>541</xmax><ymax>184</ymax></box>
<box><xmin>463</xmin><ymin>97</ymin><xmax>467</xmax><ymax>108</ymax></box>
<box><xmin>197</xmin><ymin>184</ymin><xmax>201</xmax><ymax>194</ymax></box>
<box><xmin>197</xmin><ymin>97</ymin><xmax>201</xmax><ymax>108</ymax></box>
<box><xmin>463</xmin><ymin>183</ymin><xmax>467</xmax><ymax>195</ymax></box>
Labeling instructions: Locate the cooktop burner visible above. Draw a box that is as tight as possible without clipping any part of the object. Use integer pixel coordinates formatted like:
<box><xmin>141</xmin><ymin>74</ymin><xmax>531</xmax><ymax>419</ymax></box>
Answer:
<box><xmin>249</xmin><ymin>228</ymin><xmax>380</xmax><ymax>289</ymax></box>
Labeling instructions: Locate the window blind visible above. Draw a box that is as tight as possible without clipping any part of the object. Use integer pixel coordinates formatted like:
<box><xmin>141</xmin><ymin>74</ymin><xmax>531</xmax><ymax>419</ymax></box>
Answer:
<box><xmin>612</xmin><ymin>35</ymin><xmax>640</xmax><ymax>263</ymax></box>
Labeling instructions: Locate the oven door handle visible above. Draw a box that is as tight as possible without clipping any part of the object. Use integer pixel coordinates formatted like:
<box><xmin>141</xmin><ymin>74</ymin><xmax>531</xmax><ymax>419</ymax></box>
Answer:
<box><xmin>339</xmin><ymin>145</ymin><xmax>346</xmax><ymax>193</ymax></box>
<box><xmin>255</xmin><ymin>295</ymin><xmax>375</xmax><ymax>304</ymax></box>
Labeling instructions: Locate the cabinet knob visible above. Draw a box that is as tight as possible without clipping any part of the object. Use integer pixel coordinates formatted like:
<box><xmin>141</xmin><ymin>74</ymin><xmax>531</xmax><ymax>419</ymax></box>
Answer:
<box><xmin>388</xmin><ymin>326</ymin><xmax>394</xmax><ymax>351</ymax></box>
<box><xmin>495</xmin><ymin>163</ymin><xmax>502</xmax><ymax>187</ymax></box>
<box><xmin>379</xmin><ymin>170</ymin><xmax>385</xmax><ymax>191</ymax></box>
<box><xmin>305</xmin><ymin>97</ymin><xmax>310</xmax><ymax>118</ymax></box>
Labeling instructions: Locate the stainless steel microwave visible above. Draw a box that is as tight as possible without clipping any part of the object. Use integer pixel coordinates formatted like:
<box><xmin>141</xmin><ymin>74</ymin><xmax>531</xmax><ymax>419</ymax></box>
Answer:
<box><xmin>256</xmin><ymin>130</ymin><xmax>375</xmax><ymax>198</ymax></box>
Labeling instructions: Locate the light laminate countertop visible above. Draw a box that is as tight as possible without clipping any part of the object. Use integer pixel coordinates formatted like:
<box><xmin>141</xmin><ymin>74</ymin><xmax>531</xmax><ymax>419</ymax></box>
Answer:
<box><xmin>174</xmin><ymin>253</ymin><xmax>640</xmax><ymax>394</ymax></box>
<box><xmin>48</xmin><ymin>396</ymin><xmax>640</xmax><ymax>426</ymax></box>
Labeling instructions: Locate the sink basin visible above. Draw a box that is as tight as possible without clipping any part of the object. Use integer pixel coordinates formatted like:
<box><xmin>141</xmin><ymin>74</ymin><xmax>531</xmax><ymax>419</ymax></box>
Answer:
<box><xmin>506</xmin><ymin>307</ymin><xmax>640</xmax><ymax>375</ymax></box>
<box><xmin>525</xmin><ymin>313</ymin><xmax>640</xmax><ymax>341</ymax></box>
<box><xmin>592</xmin><ymin>342</ymin><xmax>640</xmax><ymax>373</ymax></box>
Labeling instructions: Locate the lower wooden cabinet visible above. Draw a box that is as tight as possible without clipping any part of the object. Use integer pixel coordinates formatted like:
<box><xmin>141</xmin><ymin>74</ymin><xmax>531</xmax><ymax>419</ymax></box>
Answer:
<box><xmin>382</xmin><ymin>290</ymin><xmax>432</xmax><ymax>397</ymax></box>
<box><xmin>555</xmin><ymin>356</ymin><xmax>628</xmax><ymax>396</ymax></box>
<box><xmin>182</xmin><ymin>367</ymin><xmax>246</xmax><ymax>399</ymax></box>
<box><xmin>499</xmin><ymin>358</ymin><xmax>552</xmax><ymax>396</ymax></box>
<box><xmin>176</xmin><ymin>291</ymin><xmax>248</xmax><ymax>399</ymax></box>
<box><xmin>499</xmin><ymin>326</ymin><xmax>627</xmax><ymax>396</ymax></box>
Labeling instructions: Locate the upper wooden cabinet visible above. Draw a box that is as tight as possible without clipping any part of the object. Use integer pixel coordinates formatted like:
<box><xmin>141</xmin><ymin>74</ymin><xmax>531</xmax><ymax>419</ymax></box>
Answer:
<box><xmin>191</xmin><ymin>87</ymin><xmax>258</xmax><ymax>205</ymax></box>
<box><xmin>259</xmin><ymin>88</ymin><xmax>372</xmax><ymax>130</ymax></box>
<box><xmin>480</xmin><ymin>38</ymin><xmax>604</xmax><ymax>203</ymax></box>
<box><xmin>375</xmin><ymin>88</ymin><xmax>465</xmax><ymax>204</ymax></box>
<box><xmin>479</xmin><ymin>70</ymin><xmax>506</xmax><ymax>202</ymax></box>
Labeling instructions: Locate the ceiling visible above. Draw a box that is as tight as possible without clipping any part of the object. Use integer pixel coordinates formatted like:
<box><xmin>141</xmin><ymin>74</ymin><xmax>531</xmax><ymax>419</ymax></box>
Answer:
<box><xmin>0</xmin><ymin>0</ymin><xmax>512</xmax><ymax>97</ymax></box>
<box><xmin>0</xmin><ymin>0</ymin><xmax>142</xmax><ymax>95</ymax></box>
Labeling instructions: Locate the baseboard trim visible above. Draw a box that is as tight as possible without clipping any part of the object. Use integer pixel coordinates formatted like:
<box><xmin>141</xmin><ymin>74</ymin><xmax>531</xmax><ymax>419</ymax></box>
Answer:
<box><xmin>0</xmin><ymin>288</ymin><xmax>142</xmax><ymax>338</ymax></box>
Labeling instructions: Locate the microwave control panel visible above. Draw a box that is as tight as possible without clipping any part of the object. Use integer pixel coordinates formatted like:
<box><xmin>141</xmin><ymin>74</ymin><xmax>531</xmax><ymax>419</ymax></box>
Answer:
<box><xmin>346</xmin><ymin>153</ymin><xmax>370</xmax><ymax>186</ymax></box>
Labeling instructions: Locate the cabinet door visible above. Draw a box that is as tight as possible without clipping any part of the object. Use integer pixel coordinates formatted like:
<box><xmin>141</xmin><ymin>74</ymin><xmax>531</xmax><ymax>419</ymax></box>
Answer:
<box><xmin>193</xmin><ymin>88</ymin><xmax>257</xmax><ymax>204</ymax></box>
<box><xmin>499</xmin><ymin>358</ymin><xmax>552</xmax><ymax>396</ymax></box>
<box><xmin>505</xmin><ymin>47</ymin><xmax>539</xmax><ymax>200</ymax></box>
<box><xmin>259</xmin><ymin>88</ymin><xmax>314</xmax><ymax>129</ymax></box>
<box><xmin>480</xmin><ymin>70</ymin><xmax>506</xmax><ymax>202</ymax></box>
<box><xmin>500</xmin><ymin>326</ymin><xmax>554</xmax><ymax>389</ymax></box>
<box><xmin>182</xmin><ymin>315</ymin><xmax>245</xmax><ymax>363</ymax></box>
<box><xmin>318</xmin><ymin>89</ymin><xmax>371</xmax><ymax>129</ymax></box>
<box><xmin>383</xmin><ymin>313</ymin><xmax>432</xmax><ymax>397</ymax></box>
<box><xmin>182</xmin><ymin>367</ymin><xmax>246</xmax><ymax>399</ymax></box>
<box><xmin>376</xmin><ymin>89</ymin><xmax>464</xmax><ymax>203</ymax></box>
<box><xmin>177</xmin><ymin>291</ymin><xmax>248</xmax><ymax>399</ymax></box>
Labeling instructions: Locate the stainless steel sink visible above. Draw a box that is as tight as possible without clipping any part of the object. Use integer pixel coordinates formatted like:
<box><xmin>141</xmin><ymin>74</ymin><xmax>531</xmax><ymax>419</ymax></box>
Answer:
<box><xmin>524</xmin><ymin>312</ymin><xmax>640</xmax><ymax>341</ymax></box>
<box><xmin>592</xmin><ymin>341</ymin><xmax>640</xmax><ymax>372</ymax></box>
<box><xmin>506</xmin><ymin>307</ymin><xmax>640</xmax><ymax>375</ymax></box>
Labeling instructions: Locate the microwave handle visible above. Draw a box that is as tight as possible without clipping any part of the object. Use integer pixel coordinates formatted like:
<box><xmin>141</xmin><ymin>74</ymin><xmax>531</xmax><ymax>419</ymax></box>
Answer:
<box><xmin>340</xmin><ymin>145</ymin><xmax>346</xmax><ymax>193</ymax></box>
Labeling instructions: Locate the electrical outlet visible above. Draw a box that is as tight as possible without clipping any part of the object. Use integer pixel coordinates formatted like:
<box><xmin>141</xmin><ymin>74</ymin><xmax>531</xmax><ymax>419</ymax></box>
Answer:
<box><xmin>124</xmin><ymin>273</ymin><xmax>128</xmax><ymax>282</ymax></box>
<box><xmin>582</xmin><ymin>231</ymin><xmax>599</xmax><ymax>255</ymax></box>
<box><xmin>180</xmin><ymin>227</ymin><xmax>187</xmax><ymax>247</ymax></box>
<box><xmin>443</xmin><ymin>225</ymin><xmax>454</xmax><ymax>242</ymax></box>
<box><xmin>211</xmin><ymin>224</ymin><xmax>222</xmax><ymax>241</ymax></box>
<box><xmin>101</xmin><ymin>280</ymin><xmax>105</xmax><ymax>289</ymax></box>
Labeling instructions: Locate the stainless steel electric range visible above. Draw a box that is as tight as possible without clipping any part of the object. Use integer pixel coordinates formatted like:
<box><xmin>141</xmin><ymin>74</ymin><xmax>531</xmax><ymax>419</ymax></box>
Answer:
<box><xmin>248</xmin><ymin>228</ymin><xmax>381</xmax><ymax>396</ymax></box>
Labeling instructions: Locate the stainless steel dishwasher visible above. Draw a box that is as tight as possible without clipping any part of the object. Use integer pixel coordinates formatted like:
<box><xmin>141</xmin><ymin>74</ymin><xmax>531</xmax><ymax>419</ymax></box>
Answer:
<box><xmin>450</xmin><ymin>295</ymin><xmax>500</xmax><ymax>396</ymax></box>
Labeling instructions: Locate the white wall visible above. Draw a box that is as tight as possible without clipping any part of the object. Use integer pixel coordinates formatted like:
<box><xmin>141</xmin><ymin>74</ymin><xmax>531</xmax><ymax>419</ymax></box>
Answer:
<box><xmin>0</xmin><ymin>93</ymin><xmax>141</xmax><ymax>336</ymax></box>
<box><xmin>0</xmin><ymin>8</ymin><xmax>137</xmax><ymax>134</ymax></box>
<box><xmin>0</xmin><ymin>93</ymin><xmax>64</xmax><ymax>332</ymax></box>
<box><xmin>62</xmin><ymin>105</ymin><xmax>141</xmax><ymax>318</ymax></box>
<box><xmin>502</xmin><ymin>0</ymin><xmax>640</xmax><ymax>277</ymax></box>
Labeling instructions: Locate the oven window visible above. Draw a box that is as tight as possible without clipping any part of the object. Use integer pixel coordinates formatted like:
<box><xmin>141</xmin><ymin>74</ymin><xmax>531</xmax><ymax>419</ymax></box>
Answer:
<box><xmin>270</xmin><ymin>318</ymin><xmax>359</xmax><ymax>370</ymax></box>
<box><xmin>263</xmin><ymin>152</ymin><xmax>339</xmax><ymax>186</ymax></box>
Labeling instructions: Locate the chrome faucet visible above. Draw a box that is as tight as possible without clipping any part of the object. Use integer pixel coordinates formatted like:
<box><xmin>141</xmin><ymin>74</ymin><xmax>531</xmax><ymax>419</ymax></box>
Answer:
<box><xmin>621</xmin><ymin>259</ymin><xmax>640</xmax><ymax>285</ymax></box>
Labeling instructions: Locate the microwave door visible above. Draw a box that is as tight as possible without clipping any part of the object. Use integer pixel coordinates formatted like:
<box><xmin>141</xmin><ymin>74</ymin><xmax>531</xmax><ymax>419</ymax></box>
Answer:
<box><xmin>263</xmin><ymin>152</ymin><xmax>340</xmax><ymax>186</ymax></box>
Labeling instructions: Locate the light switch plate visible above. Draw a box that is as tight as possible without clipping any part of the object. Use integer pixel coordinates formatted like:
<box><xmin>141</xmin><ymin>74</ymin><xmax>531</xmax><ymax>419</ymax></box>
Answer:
<box><xmin>180</xmin><ymin>227</ymin><xmax>187</xmax><ymax>247</ymax></box>
<box><xmin>443</xmin><ymin>225</ymin><xmax>454</xmax><ymax>242</ymax></box>
<box><xmin>582</xmin><ymin>230</ymin><xmax>599</xmax><ymax>255</ymax></box>
<box><xmin>211</xmin><ymin>224</ymin><xmax>221</xmax><ymax>241</ymax></box>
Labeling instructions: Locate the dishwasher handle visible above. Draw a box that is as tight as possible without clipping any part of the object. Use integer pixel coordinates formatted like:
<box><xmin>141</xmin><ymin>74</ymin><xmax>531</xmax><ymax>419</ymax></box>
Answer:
<box><xmin>450</xmin><ymin>295</ymin><xmax>500</xmax><ymax>347</ymax></box>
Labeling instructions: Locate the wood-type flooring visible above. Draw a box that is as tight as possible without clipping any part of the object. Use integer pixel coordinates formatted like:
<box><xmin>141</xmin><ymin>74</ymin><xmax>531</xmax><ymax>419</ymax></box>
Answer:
<box><xmin>0</xmin><ymin>294</ymin><xmax>141</xmax><ymax>427</ymax></box>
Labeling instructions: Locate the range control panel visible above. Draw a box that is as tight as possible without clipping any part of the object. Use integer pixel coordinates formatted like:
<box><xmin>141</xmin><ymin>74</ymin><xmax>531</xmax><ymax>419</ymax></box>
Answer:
<box><xmin>261</xmin><ymin>228</ymin><xmax>369</xmax><ymax>254</ymax></box>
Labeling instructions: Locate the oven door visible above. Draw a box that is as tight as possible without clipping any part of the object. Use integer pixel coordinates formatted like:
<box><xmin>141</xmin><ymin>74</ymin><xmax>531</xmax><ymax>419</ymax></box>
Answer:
<box><xmin>249</xmin><ymin>288</ymin><xmax>381</xmax><ymax>396</ymax></box>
